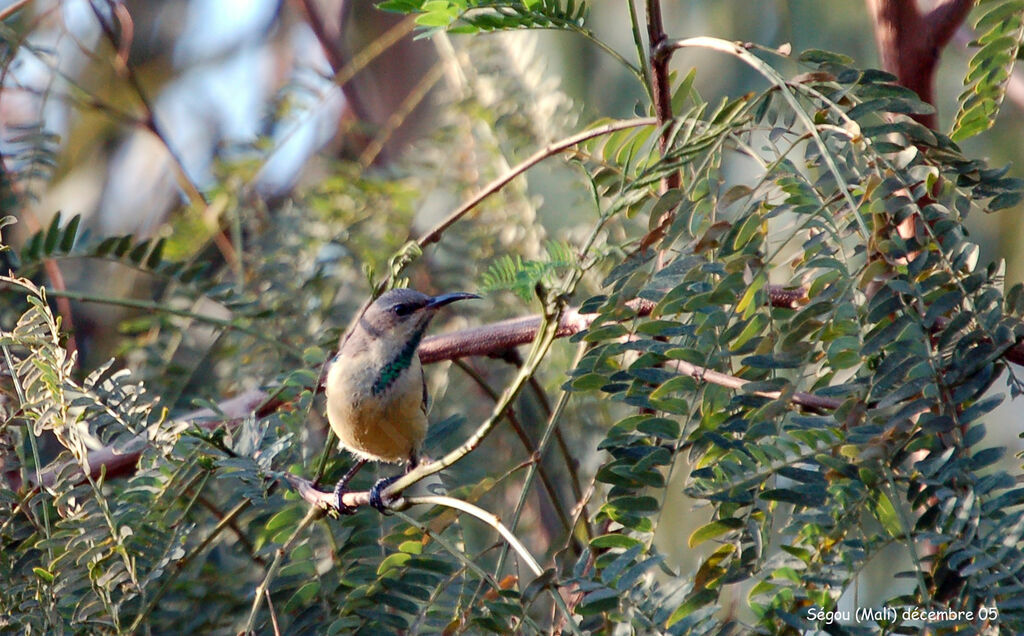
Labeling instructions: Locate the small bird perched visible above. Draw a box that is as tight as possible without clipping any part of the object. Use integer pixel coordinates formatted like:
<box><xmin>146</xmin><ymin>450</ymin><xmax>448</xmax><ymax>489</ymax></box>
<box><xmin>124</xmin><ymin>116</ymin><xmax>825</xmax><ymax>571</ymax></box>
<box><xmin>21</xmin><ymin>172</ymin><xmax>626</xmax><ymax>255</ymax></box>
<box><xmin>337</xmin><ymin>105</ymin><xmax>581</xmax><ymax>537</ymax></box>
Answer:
<box><xmin>326</xmin><ymin>288</ymin><xmax>478</xmax><ymax>513</ymax></box>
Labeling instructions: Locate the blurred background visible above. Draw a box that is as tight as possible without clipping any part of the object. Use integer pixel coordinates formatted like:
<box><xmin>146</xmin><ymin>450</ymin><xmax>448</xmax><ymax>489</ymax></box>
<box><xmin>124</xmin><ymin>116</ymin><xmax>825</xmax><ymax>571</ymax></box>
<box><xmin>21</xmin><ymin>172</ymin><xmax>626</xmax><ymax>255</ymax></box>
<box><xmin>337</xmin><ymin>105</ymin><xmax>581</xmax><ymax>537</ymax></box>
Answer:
<box><xmin>3</xmin><ymin>0</ymin><xmax>1022</xmax><ymax>620</ymax></box>
<box><xmin>5</xmin><ymin>2</ymin><xmax>1022</xmax><ymax>275</ymax></box>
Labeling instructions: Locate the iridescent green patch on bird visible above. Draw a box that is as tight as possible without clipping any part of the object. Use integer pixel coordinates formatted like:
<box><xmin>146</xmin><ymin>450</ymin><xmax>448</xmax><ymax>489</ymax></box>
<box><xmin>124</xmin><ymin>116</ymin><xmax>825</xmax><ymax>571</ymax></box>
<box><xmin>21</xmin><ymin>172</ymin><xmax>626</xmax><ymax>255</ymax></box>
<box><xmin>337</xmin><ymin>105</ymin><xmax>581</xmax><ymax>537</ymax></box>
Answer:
<box><xmin>371</xmin><ymin>331</ymin><xmax>424</xmax><ymax>396</ymax></box>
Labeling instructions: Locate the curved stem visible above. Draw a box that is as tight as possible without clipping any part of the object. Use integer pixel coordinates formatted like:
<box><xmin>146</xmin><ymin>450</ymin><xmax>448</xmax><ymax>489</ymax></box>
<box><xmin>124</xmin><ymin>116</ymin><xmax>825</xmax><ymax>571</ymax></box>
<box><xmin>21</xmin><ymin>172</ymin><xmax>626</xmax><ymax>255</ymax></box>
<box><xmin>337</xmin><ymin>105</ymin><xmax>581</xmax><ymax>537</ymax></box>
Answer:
<box><xmin>451</xmin><ymin>358</ymin><xmax>573</xmax><ymax>535</ymax></box>
<box><xmin>406</xmin><ymin>495</ymin><xmax>542</xmax><ymax>575</ymax></box>
<box><xmin>405</xmin><ymin>495</ymin><xmax>583</xmax><ymax>636</ymax></box>
<box><xmin>494</xmin><ymin>342</ymin><xmax>592</xmax><ymax>580</ymax></box>
<box><xmin>416</xmin><ymin>118</ymin><xmax>657</xmax><ymax>248</ymax></box>
<box><xmin>657</xmin><ymin>36</ymin><xmax>869</xmax><ymax>239</ymax></box>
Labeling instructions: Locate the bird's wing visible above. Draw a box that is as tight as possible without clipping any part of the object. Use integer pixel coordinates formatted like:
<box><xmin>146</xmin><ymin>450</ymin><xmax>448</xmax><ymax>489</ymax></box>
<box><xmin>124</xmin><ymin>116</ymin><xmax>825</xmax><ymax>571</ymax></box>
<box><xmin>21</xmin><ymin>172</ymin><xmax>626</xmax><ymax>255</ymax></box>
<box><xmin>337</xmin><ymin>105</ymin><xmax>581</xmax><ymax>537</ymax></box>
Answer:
<box><xmin>420</xmin><ymin>365</ymin><xmax>429</xmax><ymax>415</ymax></box>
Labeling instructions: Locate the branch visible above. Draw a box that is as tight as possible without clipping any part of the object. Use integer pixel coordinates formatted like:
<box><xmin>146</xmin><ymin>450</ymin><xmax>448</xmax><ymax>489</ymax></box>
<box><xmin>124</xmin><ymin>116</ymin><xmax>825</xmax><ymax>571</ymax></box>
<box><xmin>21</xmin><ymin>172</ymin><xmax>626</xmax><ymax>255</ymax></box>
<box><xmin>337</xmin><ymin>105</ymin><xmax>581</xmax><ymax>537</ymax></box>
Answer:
<box><xmin>640</xmin><ymin>0</ymin><xmax>682</xmax><ymax>251</ymax></box>
<box><xmin>866</xmin><ymin>0</ymin><xmax>974</xmax><ymax>128</ymax></box>
<box><xmin>35</xmin><ymin>389</ymin><xmax>269</xmax><ymax>488</ymax></box>
<box><xmin>295</xmin><ymin>0</ymin><xmax>344</xmax><ymax>72</ymax></box>
<box><xmin>666</xmin><ymin>358</ymin><xmax>840</xmax><ymax>412</ymax></box>
<box><xmin>34</xmin><ymin>280</ymin><xmax>1024</xmax><ymax>492</ymax></box>
<box><xmin>26</xmin><ymin>285</ymin><xmax>802</xmax><ymax>488</ymax></box>
<box><xmin>415</xmin><ymin>118</ymin><xmax>658</xmax><ymax>248</ymax></box>
<box><xmin>0</xmin><ymin>0</ymin><xmax>29</xmax><ymax>20</ymax></box>
<box><xmin>926</xmin><ymin>0</ymin><xmax>976</xmax><ymax>51</ymax></box>
<box><xmin>273</xmin><ymin>473</ymin><xmax>584</xmax><ymax>635</ymax></box>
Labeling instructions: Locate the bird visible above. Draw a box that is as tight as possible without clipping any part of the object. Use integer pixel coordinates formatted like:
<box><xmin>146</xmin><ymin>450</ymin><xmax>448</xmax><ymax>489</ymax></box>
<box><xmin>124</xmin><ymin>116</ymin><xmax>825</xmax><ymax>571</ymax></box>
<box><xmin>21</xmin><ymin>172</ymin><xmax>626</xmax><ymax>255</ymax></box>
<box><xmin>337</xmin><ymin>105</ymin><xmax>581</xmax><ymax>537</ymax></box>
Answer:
<box><xmin>325</xmin><ymin>288</ymin><xmax>479</xmax><ymax>513</ymax></box>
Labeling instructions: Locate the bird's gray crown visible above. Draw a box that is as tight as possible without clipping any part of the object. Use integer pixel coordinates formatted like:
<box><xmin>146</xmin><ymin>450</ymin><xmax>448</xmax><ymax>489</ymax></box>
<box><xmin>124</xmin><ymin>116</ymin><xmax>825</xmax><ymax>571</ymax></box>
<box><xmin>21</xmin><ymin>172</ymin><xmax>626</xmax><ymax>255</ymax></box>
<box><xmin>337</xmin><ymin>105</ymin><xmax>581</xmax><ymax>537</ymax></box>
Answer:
<box><xmin>371</xmin><ymin>288</ymin><xmax>433</xmax><ymax>319</ymax></box>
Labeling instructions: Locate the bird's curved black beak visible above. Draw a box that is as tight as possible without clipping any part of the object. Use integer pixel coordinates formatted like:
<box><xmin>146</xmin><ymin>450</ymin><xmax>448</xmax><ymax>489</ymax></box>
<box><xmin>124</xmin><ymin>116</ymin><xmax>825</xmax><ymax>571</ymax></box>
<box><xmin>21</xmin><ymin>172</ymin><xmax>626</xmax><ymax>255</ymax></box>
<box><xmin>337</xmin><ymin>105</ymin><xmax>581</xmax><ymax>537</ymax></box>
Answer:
<box><xmin>425</xmin><ymin>292</ymin><xmax>480</xmax><ymax>309</ymax></box>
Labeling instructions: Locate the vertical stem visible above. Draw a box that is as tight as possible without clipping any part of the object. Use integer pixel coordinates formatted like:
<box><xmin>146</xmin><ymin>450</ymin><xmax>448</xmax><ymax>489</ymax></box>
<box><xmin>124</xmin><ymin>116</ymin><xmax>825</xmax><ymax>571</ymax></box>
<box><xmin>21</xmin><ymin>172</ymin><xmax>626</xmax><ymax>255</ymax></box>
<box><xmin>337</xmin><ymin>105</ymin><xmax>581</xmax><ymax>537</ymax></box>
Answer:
<box><xmin>645</xmin><ymin>0</ymin><xmax>680</xmax><ymax>193</ymax></box>
<box><xmin>245</xmin><ymin>506</ymin><xmax>321</xmax><ymax>632</ymax></box>
<box><xmin>628</xmin><ymin>0</ymin><xmax>653</xmax><ymax>103</ymax></box>
<box><xmin>642</xmin><ymin>0</ymin><xmax>682</xmax><ymax>255</ymax></box>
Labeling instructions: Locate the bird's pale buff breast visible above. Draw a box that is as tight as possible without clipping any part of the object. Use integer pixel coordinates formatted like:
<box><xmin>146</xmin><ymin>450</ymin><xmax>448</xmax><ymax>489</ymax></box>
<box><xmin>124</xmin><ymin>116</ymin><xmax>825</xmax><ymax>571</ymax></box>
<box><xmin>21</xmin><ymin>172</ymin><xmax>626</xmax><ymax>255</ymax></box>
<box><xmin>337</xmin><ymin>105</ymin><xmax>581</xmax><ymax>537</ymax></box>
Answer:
<box><xmin>326</xmin><ymin>351</ymin><xmax>427</xmax><ymax>463</ymax></box>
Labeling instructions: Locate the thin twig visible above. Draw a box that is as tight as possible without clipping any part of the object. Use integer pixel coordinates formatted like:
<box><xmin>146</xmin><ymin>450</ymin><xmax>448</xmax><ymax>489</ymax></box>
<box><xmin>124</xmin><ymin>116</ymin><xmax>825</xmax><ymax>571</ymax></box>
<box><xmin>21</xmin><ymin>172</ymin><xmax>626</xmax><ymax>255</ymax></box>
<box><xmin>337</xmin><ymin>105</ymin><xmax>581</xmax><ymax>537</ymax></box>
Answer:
<box><xmin>87</xmin><ymin>1</ymin><xmax>237</xmax><ymax>264</ymax></box>
<box><xmin>665</xmin><ymin>358</ymin><xmax>841</xmax><ymax>412</ymax></box>
<box><xmin>129</xmin><ymin>499</ymin><xmax>252</xmax><ymax>632</ymax></box>
<box><xmin>40</xmin><ymin>287</ymin><xmax>300</xmax><ymax>357</ymax></box>
<box><xmin>494</xmin><ymin>342</ymin><xmax>592</xmax><ymax>582</ymax></box>
<box><xmin>416</xmin><ymin>118</ymin><xmax>658</xmax><ymax>248</ymax></box>
<box><xmin>0</xmin><ymin>0</ymin><xmax>30</xmax><ymax>20</ymax></box>
<box><xmin>451</xmin><ymin>358</ymin><xmax>573</xmax><ymax>537</ymax></box>
<box><xmin>245</xmin><ymin>505</ymin><xmax>322</xmax><ymax>632</ymax></box>
<box><xmin>407</xmin><ymin>495</ymin><xmax>543</xmax><ymax>575</ymax></box>
<box><xmin>641</xmin><ymin>0</ymin><xmax>681</xmax><ymax>255</ymax></box>
<box><xmin>358</xmin><ymin>58</ymin><xmax>446</xmax><ymax>168</ymax></box>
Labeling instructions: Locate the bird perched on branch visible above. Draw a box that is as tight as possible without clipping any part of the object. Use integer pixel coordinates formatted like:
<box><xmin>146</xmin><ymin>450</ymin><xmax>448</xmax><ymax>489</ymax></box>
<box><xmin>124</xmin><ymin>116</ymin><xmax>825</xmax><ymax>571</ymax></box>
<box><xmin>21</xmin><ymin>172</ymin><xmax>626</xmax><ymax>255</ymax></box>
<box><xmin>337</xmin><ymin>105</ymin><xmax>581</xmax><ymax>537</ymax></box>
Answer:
<box><xmin>326</xmin><ymin>288</ymin><xmax>479</xmax><ymax>513</ymax></box>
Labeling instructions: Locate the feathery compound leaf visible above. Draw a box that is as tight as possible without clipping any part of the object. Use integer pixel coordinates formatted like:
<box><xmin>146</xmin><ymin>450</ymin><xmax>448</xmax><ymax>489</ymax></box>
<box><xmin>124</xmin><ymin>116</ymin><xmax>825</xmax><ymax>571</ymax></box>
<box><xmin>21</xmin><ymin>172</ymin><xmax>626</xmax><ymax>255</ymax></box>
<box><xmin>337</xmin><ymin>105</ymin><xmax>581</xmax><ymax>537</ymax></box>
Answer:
<box><xmin>480</xmin><ymin>241</ymin><xmax>578</xmax><ymax>300</ymax></box>
<box><xmin>951</xmin><ymin>0</ymin><xmax>1024</xmax><ymax>141</ymax></box>
<box><xmin>380</xmin><ymin>0</ymin><xmax>589</xmax><ymax>34</ymax></box>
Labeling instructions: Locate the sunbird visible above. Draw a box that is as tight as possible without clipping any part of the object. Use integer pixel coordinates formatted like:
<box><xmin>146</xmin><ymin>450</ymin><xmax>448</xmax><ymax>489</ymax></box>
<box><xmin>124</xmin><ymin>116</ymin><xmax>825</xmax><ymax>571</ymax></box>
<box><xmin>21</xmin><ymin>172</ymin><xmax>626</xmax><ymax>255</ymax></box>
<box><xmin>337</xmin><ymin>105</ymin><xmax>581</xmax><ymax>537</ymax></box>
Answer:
<box><xmin>326</xmin><ymin>288</ymin><xmax>478</xmax><ymax>513</ymax></box>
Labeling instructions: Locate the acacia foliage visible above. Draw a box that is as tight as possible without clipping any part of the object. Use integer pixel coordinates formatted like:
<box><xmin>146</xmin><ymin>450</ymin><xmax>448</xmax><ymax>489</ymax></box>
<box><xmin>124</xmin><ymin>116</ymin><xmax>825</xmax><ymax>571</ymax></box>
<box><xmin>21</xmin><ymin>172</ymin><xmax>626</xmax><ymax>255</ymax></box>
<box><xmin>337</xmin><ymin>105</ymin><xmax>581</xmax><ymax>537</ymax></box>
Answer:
<box><xmin>2</xmin><ymin>1</ymin><xmax>1024</xmax><ymax>634</ymax></box>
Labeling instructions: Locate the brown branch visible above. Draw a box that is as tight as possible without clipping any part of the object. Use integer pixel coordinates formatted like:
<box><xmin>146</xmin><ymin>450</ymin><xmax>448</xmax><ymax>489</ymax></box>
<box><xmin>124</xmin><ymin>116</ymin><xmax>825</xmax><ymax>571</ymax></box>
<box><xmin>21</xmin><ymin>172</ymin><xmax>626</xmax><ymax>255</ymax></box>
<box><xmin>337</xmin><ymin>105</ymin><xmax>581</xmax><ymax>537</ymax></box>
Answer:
<box><xmin>35</xmin><ymin>388</ymin><xmax>269</xmax><ymax>488</ymax></box>
<box><xmin>646</xmin><ymin>0</ymin><xmax>677</xmax><ymax>190</ymax></box>
<box><xmin>34</xmin><ymin>279</ymin><xmax>1024</xmax><ymax>501</ymax></box>
<box><xmin>451</xmin><ymin>357</ymin><xmax>573</xmax><ymax>539</ymax></box>
<box><xmin>927</xmin><ymin>0</ymin><xmax>977</xmax><ymax>50</ymax></box>
<box><xmin>416</xmin><ymin>118</ymin><xmax>658</xmax><ymax>249</ymax></box>
<box><xmin>0</xmin><ymin>0</ymin><xmax>30</xmax><ymax>20</ymax></box>
<box><xmin>87</xmin><ymin>2</ymin><xmax>238</xmax><ymax>264</ymax></box>
<box><xmin>295</xmin><ymin>0</ymin><xmax>344</xmax><ymax>72</ymax></box>
<box><xmin>666</xmin><ymin>358</ymin><xmax>840</xmax><ymax>412</ymax></box>
<box><xmin>866</xmin><ymin>0</ymin><xmax>974</xmax><ymax>128</ymax></box>
<box><xmin>640</xmin><ymin>0</ymin><xmax>682</xmax><ymax>251</ymax></box>
<box><xmin>28</xmin><ymin>287</ymin><xmax>798</xmax><ymax>490</ymax></box>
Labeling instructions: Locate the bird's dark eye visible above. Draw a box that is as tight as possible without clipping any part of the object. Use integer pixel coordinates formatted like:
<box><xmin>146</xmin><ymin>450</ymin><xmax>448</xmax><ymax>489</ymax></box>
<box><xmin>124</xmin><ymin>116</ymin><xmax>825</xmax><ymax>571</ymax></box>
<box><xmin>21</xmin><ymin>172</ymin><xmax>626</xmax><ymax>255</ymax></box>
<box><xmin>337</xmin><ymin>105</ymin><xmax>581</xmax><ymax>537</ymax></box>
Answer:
<box><xmin>391</xmin><ymin>302</ymin><xmax>417</xmax><ymax>317</ymax></box>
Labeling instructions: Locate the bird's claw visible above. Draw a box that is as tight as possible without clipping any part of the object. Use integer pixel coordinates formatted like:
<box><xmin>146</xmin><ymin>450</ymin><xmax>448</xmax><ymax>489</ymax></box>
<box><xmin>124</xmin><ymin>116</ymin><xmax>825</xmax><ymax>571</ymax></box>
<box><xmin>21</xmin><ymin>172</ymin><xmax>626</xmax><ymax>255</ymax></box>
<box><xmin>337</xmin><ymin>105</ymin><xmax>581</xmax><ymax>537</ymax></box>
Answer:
<box><xmin>369</xmin><ymin>475</ymin><xmax>400</xmax><ymax>515</ymax></box>
<box><xmin>332</xmin><ymin>481</ymin><xmax>358</xmax><ymax>516</ymax></box>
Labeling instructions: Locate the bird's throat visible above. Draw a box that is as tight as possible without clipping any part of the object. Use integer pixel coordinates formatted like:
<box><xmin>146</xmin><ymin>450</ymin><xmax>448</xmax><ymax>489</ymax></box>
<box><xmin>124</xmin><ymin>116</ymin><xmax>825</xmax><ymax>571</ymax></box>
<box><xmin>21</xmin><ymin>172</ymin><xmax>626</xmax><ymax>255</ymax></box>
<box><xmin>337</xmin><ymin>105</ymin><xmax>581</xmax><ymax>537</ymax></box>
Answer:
<box><xmin>371</xmin><ymin>330</ymin><xmax>424</xmax><ymax>396</ymax></box>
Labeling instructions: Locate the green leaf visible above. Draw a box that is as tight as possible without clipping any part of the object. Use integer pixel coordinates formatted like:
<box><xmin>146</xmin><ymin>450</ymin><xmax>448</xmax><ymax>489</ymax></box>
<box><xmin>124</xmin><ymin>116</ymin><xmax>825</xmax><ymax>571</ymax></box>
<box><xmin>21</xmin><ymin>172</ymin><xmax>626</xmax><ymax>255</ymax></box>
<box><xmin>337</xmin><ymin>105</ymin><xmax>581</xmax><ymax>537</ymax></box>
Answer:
<box><xmin>667</xmin><ymin>588</ymin><xmax>718</xmax><ymax>627</ymax></box>
<box><xmin>688</xmin><ymin>518</ymin><xmax>744</xmax><ymax>548</ymax></box>
<box><xmin>377</xmin><ymin>552</ymin><xmax>412</xmax><ymax>575</ymax></box>
<box><xmin>43</xmin><ymin>212</ymin><xmax>62</xmax><ymax>254</ymax></box>
<box><xmin>952</xmin><ymin>1</ymin><xmax>1024</xmax><ymax>140</ymax></box>
<box><xmin>590</xmin><ymin>533</ymin><xmax>643</xmax><ymax>549</ymax></box>
<box><xmin>146</xmin><ymin>238</ymin><xmax>166</xmax><ymax>269</ymax></box>
<box><xmin>265</xmin><ymin>505</ymin><xmax>303</xmax><ymax>532</ymax></box>
<box><xmin>871</xmin><ymin>490</ymin><xmax>902</xmax><ymax>537</ymax></box>
<box><xmin>798</xmin><ymin>49</ymin><xmax>854</xmax><ymax>66</ymax></box>
<box><xmin>60</xmin><ymin>214</ymin><xmax>81</xmax><ymax>252</ymax></box>
<box><xmin>637</xmin><ymin>416</ymin><xmax>680</xmax><ymax>438</ymax></box>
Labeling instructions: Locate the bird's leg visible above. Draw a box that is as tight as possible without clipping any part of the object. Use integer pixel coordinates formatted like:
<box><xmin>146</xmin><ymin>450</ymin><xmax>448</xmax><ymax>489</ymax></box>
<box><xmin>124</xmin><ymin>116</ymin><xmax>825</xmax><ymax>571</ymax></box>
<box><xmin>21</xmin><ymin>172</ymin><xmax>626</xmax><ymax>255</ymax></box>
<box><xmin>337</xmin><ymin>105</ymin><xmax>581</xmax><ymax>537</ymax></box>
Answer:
<box><xmin>369</xmin><ymin>451</ymin><xmax>418</xmax><ymax>514</ymax></box>
<box><xmin>333</xmin><ymin>459</ymin><xmax>367</xmax><ymax>515</ymax></box>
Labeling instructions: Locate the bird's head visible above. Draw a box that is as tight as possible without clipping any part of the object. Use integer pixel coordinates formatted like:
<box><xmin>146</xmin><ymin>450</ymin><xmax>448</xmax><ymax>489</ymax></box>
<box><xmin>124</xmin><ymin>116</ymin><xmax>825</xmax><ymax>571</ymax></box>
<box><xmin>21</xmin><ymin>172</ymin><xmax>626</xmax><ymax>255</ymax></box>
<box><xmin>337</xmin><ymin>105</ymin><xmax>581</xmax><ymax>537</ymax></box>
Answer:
<box><xmin>354</xmin><ymin>288</ymin><xmax>479</xmax><ymax>347</ymax></box>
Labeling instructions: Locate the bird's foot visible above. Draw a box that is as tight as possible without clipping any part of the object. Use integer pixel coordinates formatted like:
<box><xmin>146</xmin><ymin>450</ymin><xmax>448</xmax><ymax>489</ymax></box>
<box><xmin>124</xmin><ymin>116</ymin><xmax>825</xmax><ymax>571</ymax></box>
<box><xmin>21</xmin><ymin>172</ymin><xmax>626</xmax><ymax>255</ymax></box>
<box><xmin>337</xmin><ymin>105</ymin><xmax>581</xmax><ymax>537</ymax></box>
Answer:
<box><xmin>332</xmin><ymin>480</ymin><xmax>358</xmax><ymax>515</ymax></box>
<box><xmin>369</xmin><ymin>475</ymin><xmax>401</xmax><ymax>515</ymax></box>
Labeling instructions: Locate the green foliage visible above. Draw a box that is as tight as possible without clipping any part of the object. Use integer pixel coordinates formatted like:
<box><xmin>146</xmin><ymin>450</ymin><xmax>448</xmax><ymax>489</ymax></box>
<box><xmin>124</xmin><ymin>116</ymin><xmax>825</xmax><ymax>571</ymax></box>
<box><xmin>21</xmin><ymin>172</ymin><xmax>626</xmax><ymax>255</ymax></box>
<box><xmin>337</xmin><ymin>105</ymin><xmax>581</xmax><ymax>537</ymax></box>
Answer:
<box><xmin>378</xmin><ymin>0</ymin><xmax>588</xmax><ymax>35</ymax></box>
<box><xmin>565</xmin><ymin>48</ymin><xmax>1024</xmax><ymax>633</ymax></box>
<box><xmin>952</xmin><ymin>0</ymin><xmax>1024</xmax><ymax>141</ymax></box>
<box><xmin>480</xmin><ymin>240</ymin><xmax>577</xmax><ymax>300</ymax></box>
<box><xmin>2</xmin><ymin>2</ymin><xmax>1024</xmax><ymax>635</ymax></box>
